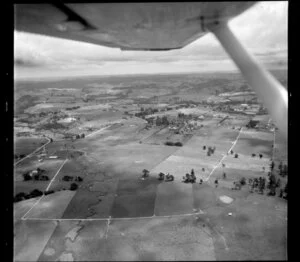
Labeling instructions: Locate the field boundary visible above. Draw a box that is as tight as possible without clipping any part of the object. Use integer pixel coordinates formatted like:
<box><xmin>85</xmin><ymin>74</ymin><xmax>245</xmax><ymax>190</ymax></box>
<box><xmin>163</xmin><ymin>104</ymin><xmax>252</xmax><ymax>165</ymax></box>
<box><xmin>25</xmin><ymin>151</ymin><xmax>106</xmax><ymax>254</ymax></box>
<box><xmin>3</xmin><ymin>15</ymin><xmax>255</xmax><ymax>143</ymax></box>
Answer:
<box><xmin>14</xmin><ymin>137</ymin><xmax>51</xmax><ymax>166</ymax></box>
<box><xmin>22</xmin><ymin>210</ymin><xmax>204</xmax><ymax>221</ymax></box>
<box><xmin>21</xmin><ymin>158</ymin><xmax>69</xmax><ymax>220</ymax></box>
<box><xmin>45</xmin><ymin>158</ymin><xmax>68</xmax><ymax>191</ymax></box>
<box><xmin>205</xmin><ymin>127</ymin><xmax>243</xmax><ymax>182</ymax></box>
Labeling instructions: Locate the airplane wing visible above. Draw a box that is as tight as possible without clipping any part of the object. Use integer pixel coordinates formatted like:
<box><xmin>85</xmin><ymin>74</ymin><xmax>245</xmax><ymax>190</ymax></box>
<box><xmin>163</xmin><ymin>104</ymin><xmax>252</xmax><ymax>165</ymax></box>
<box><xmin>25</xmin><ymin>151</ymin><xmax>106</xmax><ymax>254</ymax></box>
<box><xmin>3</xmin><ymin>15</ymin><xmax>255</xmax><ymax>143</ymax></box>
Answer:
<box><xmin>14</xmin><ymin>2</ymin><xmax>256</xmax><ymax>51</ymax></box>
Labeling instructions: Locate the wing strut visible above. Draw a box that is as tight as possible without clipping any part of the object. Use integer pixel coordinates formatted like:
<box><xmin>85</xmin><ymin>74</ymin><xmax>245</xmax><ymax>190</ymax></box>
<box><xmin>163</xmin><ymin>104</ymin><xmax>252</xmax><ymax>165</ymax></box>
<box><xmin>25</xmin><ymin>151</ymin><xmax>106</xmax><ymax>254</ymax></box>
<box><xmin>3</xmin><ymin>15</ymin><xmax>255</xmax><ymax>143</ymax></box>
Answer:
<box><xmin>208</xmin><ymin>22</ymin><xmax>287</xmax><ymax>140</ymax></box>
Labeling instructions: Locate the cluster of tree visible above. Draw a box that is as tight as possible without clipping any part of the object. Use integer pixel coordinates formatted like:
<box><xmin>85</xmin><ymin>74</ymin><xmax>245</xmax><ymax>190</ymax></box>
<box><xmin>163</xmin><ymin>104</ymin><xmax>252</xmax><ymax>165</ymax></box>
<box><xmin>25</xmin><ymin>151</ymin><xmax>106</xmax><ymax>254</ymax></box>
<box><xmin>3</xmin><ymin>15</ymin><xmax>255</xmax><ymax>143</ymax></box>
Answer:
<box><xmin>279</xmin><ymin>182</ymin><xmax>288</xmax><ymax>200</ymax></box>
<box><xmin>75</xmin><ymin>133</ymin><xmax>85</xmax><ymax>139</ymax></box>
<box><xmin>22</xmin><ymin>168</ymin><xmax>49</xmax><ymax>181</ymax></box>
<box><xmin>183</xmin><ymin>169</ymin><xmax>197</xmax><ymax>183</ymax></box>
<box><xmin>155</xmin><ymin>116</ymin><xmax>169</xmax><ymax>126</ymax></box>
<box><xmin>177</xmin><ymin>113</ymin><xmax>193</xmax><ymax>119</ymax></box>
<box><xmin>158</xmin><ymin>172</ymin><xmax>174</xmax><ymax>182</ymax></box>
<box><xmin>267</xmin><ymin>172</ymin><xmax>282</xmax><ymax>196</ymax></box>
<box><xmin>14</xmin><ymin>154</ymin><xmax>26</xmax><ymax>160</ymax></box>
<box><xmin>14</xmin><ymin>188</ymin><xmax>54</xmax><ymax>203</ymax></box>
<box><xmin>165</xmin><ymin>141</ymin><xmax>183</xmax><ymax>147</ymax></box>
<box><xmin>135</xmin><ymin>107</ymin><xmax>159</xmax><ymax>118</ymax></box>
<box><xmin>252</xmin><ymin>153</ymin><xmax>263</xmax><ymax>159</ymax></box>
<box><xmin>246</xmin><ymin>120</ymin><xmax>259</xmax><ymax>128</ymax></box>
<box><xmin>232</xmin><ymin>177</ymin><xmax>247</xmax><ymax>190</ymax></box>
<box><xmin>65</xmin><ymin>106</ymin><xmax>80</xmax><ymax>111</ymax></box>
<box><xmin>62</xmin><ymin>175</ymin><xmax>83</xmax><ymax>182</ymax></box>
<box><xmin>278</xmin><ymin>162</ymin><xmax>288</xmax><ymax>177</ymax></box>
<box><xmin>270</xmin><ymin>161</ymin><xmax>275</xmax><ymax>171</ymax></box>
<box><xmin>249</xmin><ymin>177</ymin><xmax>266</xmax><ymax>193</ymax></box>
<box><xmin>146</xmin><ymin>117</ymin><xmax>155</xmax><ymax>125</ymax></box>
<box><xmin>206</xmin><ymin>146</ymin><xmax>216</xmax><ymax>156</ymax></box>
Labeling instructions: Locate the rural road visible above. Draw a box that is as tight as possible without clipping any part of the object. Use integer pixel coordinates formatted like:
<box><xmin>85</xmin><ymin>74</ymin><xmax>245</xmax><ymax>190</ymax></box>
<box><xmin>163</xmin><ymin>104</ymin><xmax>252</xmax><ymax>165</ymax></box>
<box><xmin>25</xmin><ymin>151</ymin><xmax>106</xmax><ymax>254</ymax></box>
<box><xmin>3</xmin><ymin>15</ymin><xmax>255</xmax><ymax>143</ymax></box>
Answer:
<box><xmin>14</xmin><ymin>137</ymin><xmax>51</xmax><ymax>166</ymax></box>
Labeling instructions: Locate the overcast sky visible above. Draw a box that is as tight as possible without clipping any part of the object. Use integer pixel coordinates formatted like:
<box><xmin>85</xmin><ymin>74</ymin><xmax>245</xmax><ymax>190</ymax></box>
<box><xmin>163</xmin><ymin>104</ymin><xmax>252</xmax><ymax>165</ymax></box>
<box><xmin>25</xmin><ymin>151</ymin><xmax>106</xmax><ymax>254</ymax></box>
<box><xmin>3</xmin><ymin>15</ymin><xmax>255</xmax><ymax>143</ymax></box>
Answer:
<box><xmin>14</xmin><ymin>1</ymin><xmax>287</xmax><ymax>79</ymax></box>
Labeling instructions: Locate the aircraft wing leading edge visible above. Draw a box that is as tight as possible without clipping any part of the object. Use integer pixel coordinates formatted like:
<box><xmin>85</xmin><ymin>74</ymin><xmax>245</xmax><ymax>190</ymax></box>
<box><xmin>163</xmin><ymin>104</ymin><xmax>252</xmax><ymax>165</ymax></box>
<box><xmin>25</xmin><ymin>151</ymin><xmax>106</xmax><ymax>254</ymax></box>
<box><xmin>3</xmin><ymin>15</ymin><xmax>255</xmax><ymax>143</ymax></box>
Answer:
<box><xmin>14</xmin><ymin>2</ymin><xmax>256</xmax><ymax>50</ymax></box>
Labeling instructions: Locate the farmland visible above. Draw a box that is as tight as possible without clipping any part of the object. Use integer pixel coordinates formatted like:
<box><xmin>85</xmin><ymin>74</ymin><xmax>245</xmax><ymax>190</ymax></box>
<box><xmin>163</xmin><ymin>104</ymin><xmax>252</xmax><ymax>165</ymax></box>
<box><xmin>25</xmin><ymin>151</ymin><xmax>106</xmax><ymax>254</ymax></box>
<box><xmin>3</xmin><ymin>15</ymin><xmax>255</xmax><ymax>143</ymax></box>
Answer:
<box><xmin>14</xmin><ymin>71</ymin><xmax>287</xmax><ymax>261</ymax></box>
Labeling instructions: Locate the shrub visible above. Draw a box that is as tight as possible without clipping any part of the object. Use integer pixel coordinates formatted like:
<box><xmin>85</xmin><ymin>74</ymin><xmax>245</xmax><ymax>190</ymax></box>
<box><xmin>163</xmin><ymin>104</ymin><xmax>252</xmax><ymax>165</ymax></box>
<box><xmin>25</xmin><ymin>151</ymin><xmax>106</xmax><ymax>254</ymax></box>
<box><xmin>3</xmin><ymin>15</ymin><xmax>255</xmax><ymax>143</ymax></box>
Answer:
<box><xmin>76</xmin><ymin>176</ymin><xmax>83</xmax><ymax>182</ymax></box>
<box><xmin>44</xmin><ymin>190</ymin><xmax>55</xmax><ymax>195</ymax></box>
<box><xmin>70</xmin><ymin>183</ymin><xmax>78</xmax><ymax>191</ymax></box>
<box><xmin>14</xmin><ymin>192</ymin><xmax>27</xmax><ymax>202</ymax></box>
<box><xmin>40</xmin><ymin>175</ymin><xmax>49</xmax><ymax>181</ymax></box>
<box><xmin>33</xmin><ymin>174</ymin><xmax>40</xmax><ymax>181</ymax></box>
<box><xmin>29</xmin><ymin>189</ymin><xmax>43</xmax><ymax>198</ymax></box>
<box><xmin>62</xmin><ymin>175</ymin><xmax>73</xmax><ymax>182</ymax></box>
<box><xmin>174</xmin><ymin>142</ymin><xmax>183</xmax><ymax>147</ymax></box>
<box><xmin>23</xmin><ymin>172</ymin><xmax>32</xmax><ymax>181</ymax></box>
<box><xmin>165</xmin><ymin>141</ymin><xmax>174</xmax><ymax>146</ymax></box>
<box><xmin>240</xmin><ymin>177</ymin><xmax>246</xmax><ymax>186</ymax></box>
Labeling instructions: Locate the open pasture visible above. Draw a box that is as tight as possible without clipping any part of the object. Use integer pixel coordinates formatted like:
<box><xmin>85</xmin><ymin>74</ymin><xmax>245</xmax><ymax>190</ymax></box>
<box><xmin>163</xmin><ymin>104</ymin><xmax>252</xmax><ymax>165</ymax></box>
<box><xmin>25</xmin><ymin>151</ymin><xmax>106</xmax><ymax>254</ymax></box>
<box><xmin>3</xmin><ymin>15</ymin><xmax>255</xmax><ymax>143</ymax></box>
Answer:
<box><xmin>219</xmin><ymin>153</ymin><xmax>270</xmax><ymax>172</ymax></box>
<box><xmin>25</xmin><ymin>190</ymin><xmax>76</xmax><ymax>219</ymax></box>
<box><xmin>14</xmin><ymin>220</ymin><xmax>58</xmax><ymax>262</ymax></box>
<box><xmin>232</xmin><ymin>130</ymin><xmax>273</xmax><ymax>158</ymax></box>
<box><xmin>14</xmin><ymin>137</ymin><xmax>48</xmax><ymax>155</ymax></box>
<box><xmin>150</xmin><ymin>129</ymin><xmax>237</xmax><ymax>181</ymax></box>
<box><xmin>203</xmin><ymin>191</ymin><xmax>287</xmax><ymax>260</ymax></box>
<box><xmin>86</xmin><ymin>142</ymin><xmax>178</xmax><ymax>178</ymax></box>
<box><xmin>37</xmin><ymin>215</ymin><xmax>216</xmax><ymax>261</ymax></box>
<box><xmin>273</xmin><ymin>130</ymin><xmax>287</xmax><ymax>164</ymax></box>
<box><xmin>112</xmin><ymin>178</ymin><xmax>160</xmax><ymax>218</ymax></box>
<box><xmin>154</xmin><ymin>181</ymin><xmax>194</xmax><ymax>216</ymax></box>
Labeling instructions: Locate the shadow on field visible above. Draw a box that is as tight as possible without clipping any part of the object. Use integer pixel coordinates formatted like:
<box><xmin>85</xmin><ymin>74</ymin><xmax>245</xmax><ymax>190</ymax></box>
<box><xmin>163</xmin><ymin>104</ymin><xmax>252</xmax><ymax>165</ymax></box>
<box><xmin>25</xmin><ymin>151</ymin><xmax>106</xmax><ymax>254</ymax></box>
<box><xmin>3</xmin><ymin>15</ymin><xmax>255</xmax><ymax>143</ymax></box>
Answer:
<box><xmin>111</xmin><ymin>177</ymin><xmax>161</xmax><ymax>218</ymax></box>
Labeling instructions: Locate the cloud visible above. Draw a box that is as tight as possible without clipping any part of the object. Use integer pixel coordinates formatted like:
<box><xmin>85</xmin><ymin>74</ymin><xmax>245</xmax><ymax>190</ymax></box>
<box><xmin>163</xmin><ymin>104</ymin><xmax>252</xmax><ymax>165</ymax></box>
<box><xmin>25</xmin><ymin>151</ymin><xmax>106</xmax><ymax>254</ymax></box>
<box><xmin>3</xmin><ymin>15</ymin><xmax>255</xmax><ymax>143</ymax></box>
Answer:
<box><xmin>14</xmin><ymin>2</ymin><xmax>287</xmax><ymax>78</ymax></box>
